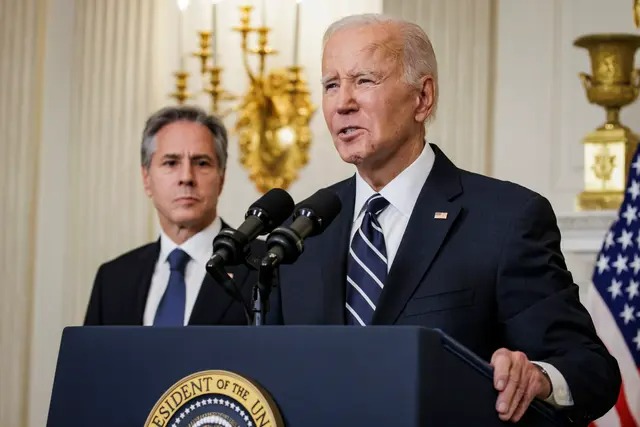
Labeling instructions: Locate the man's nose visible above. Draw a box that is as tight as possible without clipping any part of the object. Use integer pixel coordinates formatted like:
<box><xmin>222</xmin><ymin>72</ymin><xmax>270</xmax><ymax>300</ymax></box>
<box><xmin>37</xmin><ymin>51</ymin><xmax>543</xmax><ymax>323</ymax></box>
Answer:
<box><xmin>178</xmin><ymin>161</ymin><xmax>195</xmax><ymax>185</ymax></box>
<box><xmin>336</xmin><ymin>84</ymin><xmax>358</xmax><ymax>115</ymax></box>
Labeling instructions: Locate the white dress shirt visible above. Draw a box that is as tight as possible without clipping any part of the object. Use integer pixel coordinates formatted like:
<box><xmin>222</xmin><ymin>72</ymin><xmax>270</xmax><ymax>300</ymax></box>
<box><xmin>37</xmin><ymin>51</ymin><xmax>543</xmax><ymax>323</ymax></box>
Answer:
<box><xmin>143</xmin><ymin>217</ymin><xmax>222</xmax><ymax>326</ymax></box>
<box><xmin>351</xmin><ymin>143</ymin><xmax>573</xmax><ymax>407</ymax></box>
<box><xmin>351</xmin><ymin>140</ymin><xmax>435</xmax><ymax>268</ymax></box>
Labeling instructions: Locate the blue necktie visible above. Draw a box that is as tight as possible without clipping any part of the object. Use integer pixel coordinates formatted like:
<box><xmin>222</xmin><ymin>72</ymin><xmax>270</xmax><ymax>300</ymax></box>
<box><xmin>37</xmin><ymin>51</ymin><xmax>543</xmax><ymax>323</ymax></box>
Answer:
<box><xmin>154</xmin><ymin>248</ymin><xmax>190</xmax><ymax>326</ymax></box>
<box><xmin>346</xmin><ymin>194</ymin><xmax>390</xmax><ymax>325</ymax></box>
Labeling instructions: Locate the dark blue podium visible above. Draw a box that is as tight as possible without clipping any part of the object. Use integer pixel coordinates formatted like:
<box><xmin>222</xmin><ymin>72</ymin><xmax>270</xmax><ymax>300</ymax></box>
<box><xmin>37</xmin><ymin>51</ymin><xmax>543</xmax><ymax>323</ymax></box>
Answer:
<box><xmin>46</xmin><ymin>326</ymin><xmax>569</xmax><ymax>426</ymax></box>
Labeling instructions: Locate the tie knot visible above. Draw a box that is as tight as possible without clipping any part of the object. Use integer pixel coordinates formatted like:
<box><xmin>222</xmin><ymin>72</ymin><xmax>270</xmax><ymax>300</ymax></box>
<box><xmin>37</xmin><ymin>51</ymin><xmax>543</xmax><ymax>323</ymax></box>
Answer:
<box><xmin>365</xmin><ymin>194</ymin><xmax>390</xmax><ymax>217</ymax></box>
<box><xmin>167</xmin><ymin>248</ymin><xmax>190</xmax><ymax>273</ymax></box>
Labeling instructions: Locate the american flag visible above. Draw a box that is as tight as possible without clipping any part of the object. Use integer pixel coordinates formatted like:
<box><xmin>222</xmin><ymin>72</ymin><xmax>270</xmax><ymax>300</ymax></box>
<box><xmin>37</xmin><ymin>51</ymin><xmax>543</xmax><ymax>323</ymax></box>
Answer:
<box><xmin>589</xmin><ymin>147</ymin><xmax>640</xmax><ymax>427</ymax></box>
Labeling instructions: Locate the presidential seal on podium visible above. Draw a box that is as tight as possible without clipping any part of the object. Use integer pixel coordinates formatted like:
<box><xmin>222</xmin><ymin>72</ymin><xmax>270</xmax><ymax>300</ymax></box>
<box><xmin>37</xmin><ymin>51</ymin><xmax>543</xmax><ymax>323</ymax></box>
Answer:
<box><xmin>144</xmin><ymin>370</ymin><xmax>283</xmax><ymax>427</ymax></box>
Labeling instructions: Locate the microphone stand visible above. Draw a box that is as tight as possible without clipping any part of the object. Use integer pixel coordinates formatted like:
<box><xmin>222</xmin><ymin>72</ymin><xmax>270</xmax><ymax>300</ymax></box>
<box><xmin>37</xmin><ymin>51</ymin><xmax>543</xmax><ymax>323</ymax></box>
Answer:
<box><xmin>252</xmin><ymin>252</ymin><xmax>279</xmax><ymax>326</ymax></box>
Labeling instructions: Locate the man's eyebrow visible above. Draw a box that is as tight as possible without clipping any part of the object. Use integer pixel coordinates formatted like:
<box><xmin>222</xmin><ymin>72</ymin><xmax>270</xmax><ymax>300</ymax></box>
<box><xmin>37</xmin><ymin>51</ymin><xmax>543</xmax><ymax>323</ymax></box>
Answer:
<box><xmin>346</xmin><ymin>70</ymin><xmax>383</xmax><ymax>79</ymax></box>
<box><xmin>190</xmin><ymin>154</ymin><xmax>214</xmax><ymax>161</ymax></box>
<box><xmin>321</xmin><ymin>75</ymin><xmax>337</xmax><ymax>86</ymax></box>
<box><xmin>321</xmin><ymin>70</ymin><xmax>383</xmax><ymax>86</ymax></box>
<box><xmin>159</xmin><ymin>153</ymin><xmax>214</xmax><ymax>160</ymax></box>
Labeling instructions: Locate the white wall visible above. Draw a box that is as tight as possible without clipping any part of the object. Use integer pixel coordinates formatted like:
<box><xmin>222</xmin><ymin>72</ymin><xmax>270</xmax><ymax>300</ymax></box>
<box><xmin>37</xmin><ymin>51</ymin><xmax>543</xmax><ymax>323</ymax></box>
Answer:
<box><xmin>0</xmin><ymin>2</ymin><xmax>45</xmax><ymax>426</ymax></box>
<box><xmin>493</xmin><ymin>0</ymin><xmax>640</xmax><ymax>215</ymax></box>
<box><xmin>27</xmin><ymin>1</ymin><xmax>73</xmax><ymax>425</ymax></box>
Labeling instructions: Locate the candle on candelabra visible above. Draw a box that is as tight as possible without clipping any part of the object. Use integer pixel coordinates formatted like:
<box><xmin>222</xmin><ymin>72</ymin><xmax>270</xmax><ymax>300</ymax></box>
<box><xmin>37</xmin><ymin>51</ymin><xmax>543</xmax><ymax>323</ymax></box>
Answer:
<box><xmin>261</xmin><ymin>0</ymin><xmax>267</xmax><ymax>27</ymax></box>
<box><xmin>293</xmin><ymin>0</ymin><xmax>301</xmax><ymax>65</ymax></box>
<box><xmin>212</xmin><ymin>0</ymin><xmax>218</xmax><ymax>66</ymax></box>
<box><xmin>178</xmin><ymin>11</ymin><xmax>184</xmax><ymax>68</ymax></box>
<box><xmin>177</xmin><ymin>0</ymin><xmax>190</xmax><ymax>69</ymax></box>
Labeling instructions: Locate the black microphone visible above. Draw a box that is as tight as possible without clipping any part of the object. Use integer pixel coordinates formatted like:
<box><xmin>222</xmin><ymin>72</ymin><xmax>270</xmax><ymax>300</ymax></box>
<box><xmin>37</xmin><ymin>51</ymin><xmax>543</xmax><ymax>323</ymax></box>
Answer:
<box><xmin>263</xmin><ymin>188</ymin><xmax>342</xmax><ymax>266</ymax></box>
<box><xmin>206</xmin><ymin>188</ymin><xmax>294</xmax><ymax>269</ymax></box>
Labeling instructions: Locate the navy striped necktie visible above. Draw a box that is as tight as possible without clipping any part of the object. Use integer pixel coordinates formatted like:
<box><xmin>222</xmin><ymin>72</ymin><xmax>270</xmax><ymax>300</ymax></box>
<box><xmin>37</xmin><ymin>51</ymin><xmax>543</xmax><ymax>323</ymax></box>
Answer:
<box><xmin>154</xmin><ymin>248</ymin><xmax>190</xmax><ymax>326</ymax></box>
<box><xmin>346</xmin><ymin>194</ymin><xmax>390</xmax><ymax>325</ymax></box>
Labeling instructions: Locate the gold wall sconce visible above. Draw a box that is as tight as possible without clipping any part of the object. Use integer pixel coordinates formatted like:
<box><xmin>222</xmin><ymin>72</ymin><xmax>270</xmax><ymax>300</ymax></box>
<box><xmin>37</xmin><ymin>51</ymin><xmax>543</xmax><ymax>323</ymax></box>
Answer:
<box><xmin>170</xmin><ymin>1</ymin><xmax>315</xmax><ymax>193</ymax></box>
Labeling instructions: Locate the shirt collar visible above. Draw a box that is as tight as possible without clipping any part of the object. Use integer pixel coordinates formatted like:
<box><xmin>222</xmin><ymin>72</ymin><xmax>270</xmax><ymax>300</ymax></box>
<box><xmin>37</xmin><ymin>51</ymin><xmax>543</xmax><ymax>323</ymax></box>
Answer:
<box><xmin>159</xmin><ymin>216</ymin><xmax>222</xmax><ymax>265</ymax></box>
<box><xmin>354</xmin><ymin>142</ymin><xmax>435</xmax><ymax>221</ymax></box>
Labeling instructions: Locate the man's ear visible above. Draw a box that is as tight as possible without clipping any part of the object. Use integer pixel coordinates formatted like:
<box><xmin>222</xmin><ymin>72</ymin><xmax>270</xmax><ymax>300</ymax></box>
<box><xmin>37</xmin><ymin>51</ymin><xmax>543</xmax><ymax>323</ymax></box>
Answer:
<box><xmin>141</xmin><ymin>166</ymin><xmax>152</xmax><ymax>198</ymax></box>
<box><xmin>414</xmin><ymin>75</ymin><xmax>435</xmax><ymax>123</ymax></box>
<box><xmin>218</xmin><ymin>171</ymin><xmax>225</xmax><ymax>195</ymax></box>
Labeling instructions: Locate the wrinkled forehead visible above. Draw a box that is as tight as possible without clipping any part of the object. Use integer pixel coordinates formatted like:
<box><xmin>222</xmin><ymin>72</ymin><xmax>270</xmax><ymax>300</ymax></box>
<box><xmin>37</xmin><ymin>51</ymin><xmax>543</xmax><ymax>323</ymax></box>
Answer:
<box><xmin>322</xmin><ymin>26</ymin><xmax>402</xmax><ymax>78</ymax></box>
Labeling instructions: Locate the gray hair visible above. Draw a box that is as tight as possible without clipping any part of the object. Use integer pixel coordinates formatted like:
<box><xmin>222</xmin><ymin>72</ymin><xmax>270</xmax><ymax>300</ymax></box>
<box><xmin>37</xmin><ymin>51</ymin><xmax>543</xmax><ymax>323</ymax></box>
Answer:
<box><xmin>140</xmin><ymin>105</ymin><xmax>228</xmax><ymax>172</ymax></box>
<box><xmin>322</xmin><ymin>13</ymin><xmax>439</xmax><ymax>120</ymax></box>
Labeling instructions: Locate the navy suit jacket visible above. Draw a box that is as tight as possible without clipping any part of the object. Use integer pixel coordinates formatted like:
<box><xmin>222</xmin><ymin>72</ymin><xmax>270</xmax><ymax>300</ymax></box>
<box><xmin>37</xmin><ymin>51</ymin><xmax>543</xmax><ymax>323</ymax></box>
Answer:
<box><xmin>84</xmin><ymin>221</ymin><xmax>260</xmax><ymax>326</ymax></box>
<box><xmin>269</xmin><ymin>145</ymin><xmax>620</xmax><ymax>424</ymax></box>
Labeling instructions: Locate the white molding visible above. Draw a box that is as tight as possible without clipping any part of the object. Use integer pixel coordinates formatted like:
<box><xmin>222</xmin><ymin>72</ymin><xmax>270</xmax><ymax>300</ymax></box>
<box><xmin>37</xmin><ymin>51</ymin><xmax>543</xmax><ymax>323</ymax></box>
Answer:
<box><xmin>556</xmin><ymin>210</ymin><xmax>616</xmax><ymax>303</ymax></box>
<box><xmin>1</xmin><ymin>0</ymin><xmax>45</xmax><ymax>425</ymax></box>
<box><xmin>28</xmin><ymin>1</ymin><xmax>74</xmax><ymax>426</ymax></box>
<box><xmin>557</xmin><ymin>210</ymin><xmax>616</xmax><ymax>253</ymax></box>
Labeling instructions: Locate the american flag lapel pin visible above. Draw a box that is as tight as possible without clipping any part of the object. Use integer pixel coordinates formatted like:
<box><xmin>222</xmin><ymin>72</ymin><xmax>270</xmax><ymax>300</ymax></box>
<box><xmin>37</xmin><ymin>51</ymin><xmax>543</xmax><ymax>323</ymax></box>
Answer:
<box><xmin>434</xmin><ymin>212</ymin><xmax>448</xmax><ymax>220</ymax></box>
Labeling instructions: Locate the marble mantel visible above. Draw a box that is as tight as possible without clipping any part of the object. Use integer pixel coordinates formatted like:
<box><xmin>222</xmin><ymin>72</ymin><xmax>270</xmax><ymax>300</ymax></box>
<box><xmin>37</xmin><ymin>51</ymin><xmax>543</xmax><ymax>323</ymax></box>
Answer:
<box><xmin>557</xmin><ymin>210</ymin><xmax>617</xmax><ymax>253</ymax></box>
<box><xmin>556</xmin><ymin>210</ymin><xmax>617</xmax><ymax>301</ymax></box>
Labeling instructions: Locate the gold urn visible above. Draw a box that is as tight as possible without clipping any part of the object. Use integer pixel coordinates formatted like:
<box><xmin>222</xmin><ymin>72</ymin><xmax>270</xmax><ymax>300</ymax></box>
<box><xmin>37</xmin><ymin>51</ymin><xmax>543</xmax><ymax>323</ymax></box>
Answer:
<box><xmin>574</xmin><ymin>33</ymin><xmax>640</xmax><ymax>210</ymax></box>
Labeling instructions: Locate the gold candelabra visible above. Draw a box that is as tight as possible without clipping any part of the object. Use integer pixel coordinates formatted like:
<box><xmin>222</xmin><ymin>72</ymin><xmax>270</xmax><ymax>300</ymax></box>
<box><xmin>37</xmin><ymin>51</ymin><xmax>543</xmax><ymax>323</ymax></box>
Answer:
<box><xmin>170</xmin><ymin>3</ymin><xmax>315</xmax><ymax>194</ymax></box>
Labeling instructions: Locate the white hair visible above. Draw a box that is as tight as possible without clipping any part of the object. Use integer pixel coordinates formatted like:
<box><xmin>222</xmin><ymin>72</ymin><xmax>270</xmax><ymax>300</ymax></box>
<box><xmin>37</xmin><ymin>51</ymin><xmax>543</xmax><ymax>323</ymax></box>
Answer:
<box><xmin>322</xmin><ymin>13</ymin><xmax>439</xmax><ymax>121</ymax></box>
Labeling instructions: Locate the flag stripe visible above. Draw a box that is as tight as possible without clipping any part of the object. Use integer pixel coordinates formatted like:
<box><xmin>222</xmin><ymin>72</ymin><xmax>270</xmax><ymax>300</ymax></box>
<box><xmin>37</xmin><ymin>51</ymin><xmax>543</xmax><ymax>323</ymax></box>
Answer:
<box><xmin>616</xmin><ymin>379</ymin><xmax>638</xmax><ymax>427</ymax></box>
<box><xmin>587</xmin><ymin>284</ymin><xmax>640</xmax><ymax>426</ymax></box>
<box><xmin>592</xmin><ymin>408</ymin><xmax>621</xmax><ymax>427</ymax></box>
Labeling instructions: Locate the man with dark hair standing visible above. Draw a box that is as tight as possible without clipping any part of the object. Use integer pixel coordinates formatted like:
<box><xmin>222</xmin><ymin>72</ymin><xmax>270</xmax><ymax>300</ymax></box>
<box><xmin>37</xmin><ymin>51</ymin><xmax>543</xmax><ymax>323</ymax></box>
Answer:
<box><xmin>269</xmin><ymin>14</ymin><xmax>621</xmax><ymax>425</ymax></box>
<box><xmin>85</xmin><ymin>105</ymin><xmax>255</xmax><ymax>326</ymax></box>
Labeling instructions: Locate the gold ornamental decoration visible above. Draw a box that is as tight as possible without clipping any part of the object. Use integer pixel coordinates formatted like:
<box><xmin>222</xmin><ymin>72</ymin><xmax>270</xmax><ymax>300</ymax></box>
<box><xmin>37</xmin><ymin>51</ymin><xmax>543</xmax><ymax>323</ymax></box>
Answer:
<box><xmin>232</xmin><ymin>6</ymin><xmax>315</xmax><ymax>193</ymax></box>
<box><xmin>170</xmin><ymin>2</ymin><xmax>315</xmax><ymax>194</ymax></box>
<box><xmin>574</xmin><ymin>33</ymin><xmax>640</xmax><ymax>210</ymax></box>
<box><xmin>235</xmin><ymin>65</ymin><xmax>314</xmax><ymax>192</ymax></box>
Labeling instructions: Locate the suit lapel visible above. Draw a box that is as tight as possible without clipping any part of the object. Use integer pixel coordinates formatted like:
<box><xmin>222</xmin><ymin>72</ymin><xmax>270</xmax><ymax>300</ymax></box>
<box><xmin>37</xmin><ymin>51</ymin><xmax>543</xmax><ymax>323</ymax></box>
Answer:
<box><xmin>133</xmin><ymin>241</ymin><xmax>161</xmax><ymax>324</ymax></box>
<box><xmin>320</xmin><ymin>177</ymin><xmax>356</xmax><ymax>324</ymax></box>
<box><xmin>188</xmin><ymin>219</ymin><xmax>250</xmax><ymax>325</ymax></box>
<box><xmin>189</xmin><ymin>263</ymin><xmax>250</xmax><ymax>324</ymax></box>
<box><xmin>372</xmin><ymin>145</ymin><xmax>463</xmax><ymax>325</ymax></box>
